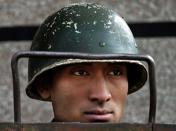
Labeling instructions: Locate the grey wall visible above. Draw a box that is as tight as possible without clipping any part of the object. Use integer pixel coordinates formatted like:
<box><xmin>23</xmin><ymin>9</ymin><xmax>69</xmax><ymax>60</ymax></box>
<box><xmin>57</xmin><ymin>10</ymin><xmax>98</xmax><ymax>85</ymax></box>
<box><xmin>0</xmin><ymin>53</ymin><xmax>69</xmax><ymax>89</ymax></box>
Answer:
<box><xmin>0</xmin><ymin>0</ymin><xmax>176</xmax><ymax>123</ymax></box>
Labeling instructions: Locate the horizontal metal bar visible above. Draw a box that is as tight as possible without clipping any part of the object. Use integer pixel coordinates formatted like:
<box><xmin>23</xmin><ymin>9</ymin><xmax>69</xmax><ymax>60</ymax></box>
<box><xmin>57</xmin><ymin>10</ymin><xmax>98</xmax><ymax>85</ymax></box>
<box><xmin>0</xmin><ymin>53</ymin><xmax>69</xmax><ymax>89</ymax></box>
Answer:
<box><xmin>0</xmin><ymin>123</ymin><xmax>175</xmax><ymax>131</ymax></box>
<box><xmin>0</xmin><ymin>123</ymin><xmax>152</xmax><ymax>131</ymax></box>
<box><xmin>12</xmin><ymin>51</ymin><xmax>154</xmax><ymax>60</ymax></box>
<box><xmin>11</xmin><ymin>51</ymin><xmax>156</xmax><ymax>124</ymax></box>
<box><xmin>1</xmin><ymin>22</ymin><xmax>176</xmax><ymax>42</ymax></box>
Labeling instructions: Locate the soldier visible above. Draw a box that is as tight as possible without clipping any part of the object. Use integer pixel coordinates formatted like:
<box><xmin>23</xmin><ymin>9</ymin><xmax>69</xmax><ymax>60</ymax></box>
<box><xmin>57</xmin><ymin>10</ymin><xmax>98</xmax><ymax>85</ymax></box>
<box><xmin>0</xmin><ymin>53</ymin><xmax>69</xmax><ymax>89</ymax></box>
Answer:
<box><xmin>27</xmin><ymin>3</ymin><xmax>147</xmax><ymax>122</ymax></box>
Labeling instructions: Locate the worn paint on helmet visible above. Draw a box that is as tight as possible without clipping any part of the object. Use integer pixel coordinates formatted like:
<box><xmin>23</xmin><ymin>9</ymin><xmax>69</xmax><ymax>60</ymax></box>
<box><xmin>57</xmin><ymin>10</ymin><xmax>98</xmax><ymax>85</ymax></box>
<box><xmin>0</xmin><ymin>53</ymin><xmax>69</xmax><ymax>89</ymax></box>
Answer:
<box><xmin>27</xmin><ymin>3</ymin><xmax>146</xmax><ymax>100</ymax></box>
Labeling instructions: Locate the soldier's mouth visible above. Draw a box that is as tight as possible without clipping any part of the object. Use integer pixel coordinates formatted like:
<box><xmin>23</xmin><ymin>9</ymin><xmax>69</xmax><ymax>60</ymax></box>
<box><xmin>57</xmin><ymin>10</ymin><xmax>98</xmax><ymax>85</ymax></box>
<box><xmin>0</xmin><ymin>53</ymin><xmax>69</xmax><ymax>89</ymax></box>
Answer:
<box><xmin>83</xmin><ymin>109</ymin><xmax>113</xmax><ymax>122</ymax></box>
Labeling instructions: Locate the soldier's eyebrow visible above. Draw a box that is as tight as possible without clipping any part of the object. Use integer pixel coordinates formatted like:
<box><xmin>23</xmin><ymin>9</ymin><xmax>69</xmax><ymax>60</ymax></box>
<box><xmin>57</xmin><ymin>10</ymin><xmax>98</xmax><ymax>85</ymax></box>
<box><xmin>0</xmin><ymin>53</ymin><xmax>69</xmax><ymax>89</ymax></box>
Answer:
<box><xmin>107</xmin><ymin>63</ymin><xmax>125</xmax><ymax>66</ymax></box>
<box><xmin>71</xmin><ymin>63</ymin><xmax>92</xmax><ymax>67</ymax></box>
<box><xmin>70</xmin><ymin>63</ymin><xmax>92</xmax><ymax>67</ymax></box>
<box><xmin>71</xmin><ymin>63</ymin><xmax>125</xmax><ymax>67</ymax></box>
<box><xmin>60</xmin><ymin>63</ymin><xmax>93</xmax><ymax>70</ymax></box>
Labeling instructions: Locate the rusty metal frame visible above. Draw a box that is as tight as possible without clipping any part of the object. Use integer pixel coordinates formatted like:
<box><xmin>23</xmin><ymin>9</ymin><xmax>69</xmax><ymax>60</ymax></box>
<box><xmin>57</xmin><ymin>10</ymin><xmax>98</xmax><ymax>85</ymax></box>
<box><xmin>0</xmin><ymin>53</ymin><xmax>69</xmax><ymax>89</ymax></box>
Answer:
<box><xmin>11</xmin><ymin>51</ymin><xmax>157</xmax><ymax>124</ymax></box>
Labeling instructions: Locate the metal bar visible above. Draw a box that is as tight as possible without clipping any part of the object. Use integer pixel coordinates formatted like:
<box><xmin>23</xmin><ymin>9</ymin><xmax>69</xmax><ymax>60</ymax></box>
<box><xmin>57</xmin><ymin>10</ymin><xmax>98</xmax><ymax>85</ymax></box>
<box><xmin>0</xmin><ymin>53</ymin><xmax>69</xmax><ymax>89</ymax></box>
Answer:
<box><xmin>147</xmin><ymin>56</ymin><xmax>157</xmax><ymax>124</ymax></box>
<box><xmin>1</xmin><ymin>123</ymin><xmax>176</xmax><ymax>131</ymax></box>
<box><xmin>0</xmin><ymin>123</ymin><xmax>153</xmax><ymax>131</ymax></box>
<box><xmin>11</xmin><ymin>52</ymin><xmax>21</xmax><ymax>123</ymax></box>
<box><xmin>11</xmin><ymin>51</ymin><xmax>157</xmax><ymax>124</ymax></box>
<box><xmin>1</xmin><ymin>22</ymin><xmax>176</xmax><ymax>42</ymax></box>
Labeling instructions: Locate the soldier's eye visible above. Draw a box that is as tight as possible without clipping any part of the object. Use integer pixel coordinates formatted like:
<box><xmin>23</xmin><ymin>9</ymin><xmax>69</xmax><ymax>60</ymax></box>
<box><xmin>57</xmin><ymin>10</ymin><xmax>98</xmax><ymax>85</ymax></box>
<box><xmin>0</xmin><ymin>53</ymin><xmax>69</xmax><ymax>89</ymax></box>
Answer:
<box><xmin>108</xmin><ymin>69</ymin><xmax>122</xmax><ymax>76</ymax></box>
<box><xmin>73</xmin><ymin>70</ymin><xmax>89</xmax><ymax>76</ymax></box>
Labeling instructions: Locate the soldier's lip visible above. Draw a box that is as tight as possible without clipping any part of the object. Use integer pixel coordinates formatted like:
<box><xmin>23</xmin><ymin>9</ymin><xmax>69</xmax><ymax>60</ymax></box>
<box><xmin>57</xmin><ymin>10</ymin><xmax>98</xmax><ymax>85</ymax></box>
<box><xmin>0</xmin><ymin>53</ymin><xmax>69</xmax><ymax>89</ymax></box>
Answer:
<box><xmin>83</xmin><ymin>109</ymin><xmax>113</xmax><ymax>122</ymax></box>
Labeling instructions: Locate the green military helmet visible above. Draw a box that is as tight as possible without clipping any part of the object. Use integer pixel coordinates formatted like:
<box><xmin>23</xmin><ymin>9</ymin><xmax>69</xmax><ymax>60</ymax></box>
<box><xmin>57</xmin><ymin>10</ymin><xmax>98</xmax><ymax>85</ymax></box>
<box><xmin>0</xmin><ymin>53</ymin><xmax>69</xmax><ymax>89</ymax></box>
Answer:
<box><xmin>27</xmin><ymin>3</ymin><xmax>147</xmax><ymax>101</ymax></box>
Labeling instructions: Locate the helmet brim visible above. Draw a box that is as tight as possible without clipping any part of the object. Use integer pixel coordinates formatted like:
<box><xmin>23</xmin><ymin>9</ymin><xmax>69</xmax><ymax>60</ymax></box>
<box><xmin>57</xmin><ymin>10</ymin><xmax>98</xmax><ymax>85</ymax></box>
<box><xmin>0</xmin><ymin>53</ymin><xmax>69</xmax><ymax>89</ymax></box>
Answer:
<box><xmin>26</xmin><ymin>59</ymin><xmax>147</xmax><ymax>101</ymax></box>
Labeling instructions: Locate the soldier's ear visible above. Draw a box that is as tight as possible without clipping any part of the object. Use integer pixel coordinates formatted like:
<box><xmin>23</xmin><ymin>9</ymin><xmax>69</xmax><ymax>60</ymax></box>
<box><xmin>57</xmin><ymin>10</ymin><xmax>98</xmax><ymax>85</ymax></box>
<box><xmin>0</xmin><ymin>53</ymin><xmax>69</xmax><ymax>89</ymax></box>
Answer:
<box><xmin>37</xmin><ymin>85</ymin><xmax>51</xmax><ymax>100</ymax></box>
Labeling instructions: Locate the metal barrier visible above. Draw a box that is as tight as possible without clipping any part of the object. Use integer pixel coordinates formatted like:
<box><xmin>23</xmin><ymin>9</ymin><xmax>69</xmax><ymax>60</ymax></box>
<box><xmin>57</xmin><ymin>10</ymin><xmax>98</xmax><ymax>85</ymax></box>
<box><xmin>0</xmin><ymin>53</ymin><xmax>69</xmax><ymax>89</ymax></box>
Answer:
<box><xmin>11</xmin><ymin>51</ymin><xmax>157</xmax><ymax>124</ymax></box>
<box><xmin>0</xmin><ymin>123</ymin><xmax>176</xmax><ymax>131</ymax></box>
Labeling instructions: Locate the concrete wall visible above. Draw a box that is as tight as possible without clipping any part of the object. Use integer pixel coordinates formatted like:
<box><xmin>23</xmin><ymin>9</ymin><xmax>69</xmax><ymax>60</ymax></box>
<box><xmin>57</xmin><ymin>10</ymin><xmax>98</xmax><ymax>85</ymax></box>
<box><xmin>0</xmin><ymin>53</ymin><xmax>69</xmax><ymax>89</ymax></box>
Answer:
<box><xmin>0</xmin><ymin>0</ymin><xmax>176</xmax><ymax>123</ymax></box>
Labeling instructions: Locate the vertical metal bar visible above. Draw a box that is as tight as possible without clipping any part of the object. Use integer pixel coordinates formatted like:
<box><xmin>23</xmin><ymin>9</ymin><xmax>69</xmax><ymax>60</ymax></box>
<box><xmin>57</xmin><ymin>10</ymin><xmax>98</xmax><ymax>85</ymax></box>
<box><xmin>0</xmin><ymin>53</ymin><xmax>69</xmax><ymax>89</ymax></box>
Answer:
<box><xmin>145</xmin><ymin>56</ymin><xmax>156</xmax><ymax>124</ymax></box>
<box><xmin>11</xmin><ymin>53</ymin><xmax>21</xmax><ymax>123</ymax></box>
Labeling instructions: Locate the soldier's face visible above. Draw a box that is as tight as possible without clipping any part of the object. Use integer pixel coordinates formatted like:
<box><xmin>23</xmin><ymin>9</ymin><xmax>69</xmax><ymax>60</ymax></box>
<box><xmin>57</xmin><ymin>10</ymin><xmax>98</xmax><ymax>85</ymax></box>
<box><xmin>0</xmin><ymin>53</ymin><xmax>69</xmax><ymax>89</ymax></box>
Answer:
<box><xmin>49</xmin><ymin>62</ymin><xmax>128</xmax><ymax>122</ymax></box>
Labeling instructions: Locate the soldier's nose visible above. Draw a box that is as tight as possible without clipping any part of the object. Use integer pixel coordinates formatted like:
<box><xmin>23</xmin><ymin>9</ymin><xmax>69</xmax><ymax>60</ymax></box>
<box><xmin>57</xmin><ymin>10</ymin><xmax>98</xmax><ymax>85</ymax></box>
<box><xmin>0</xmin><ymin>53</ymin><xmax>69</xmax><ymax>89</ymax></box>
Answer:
<box><xmin>89</xmin><ymin>76</ymin><xmax>112</xmax><ymax>104</ymax></box>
